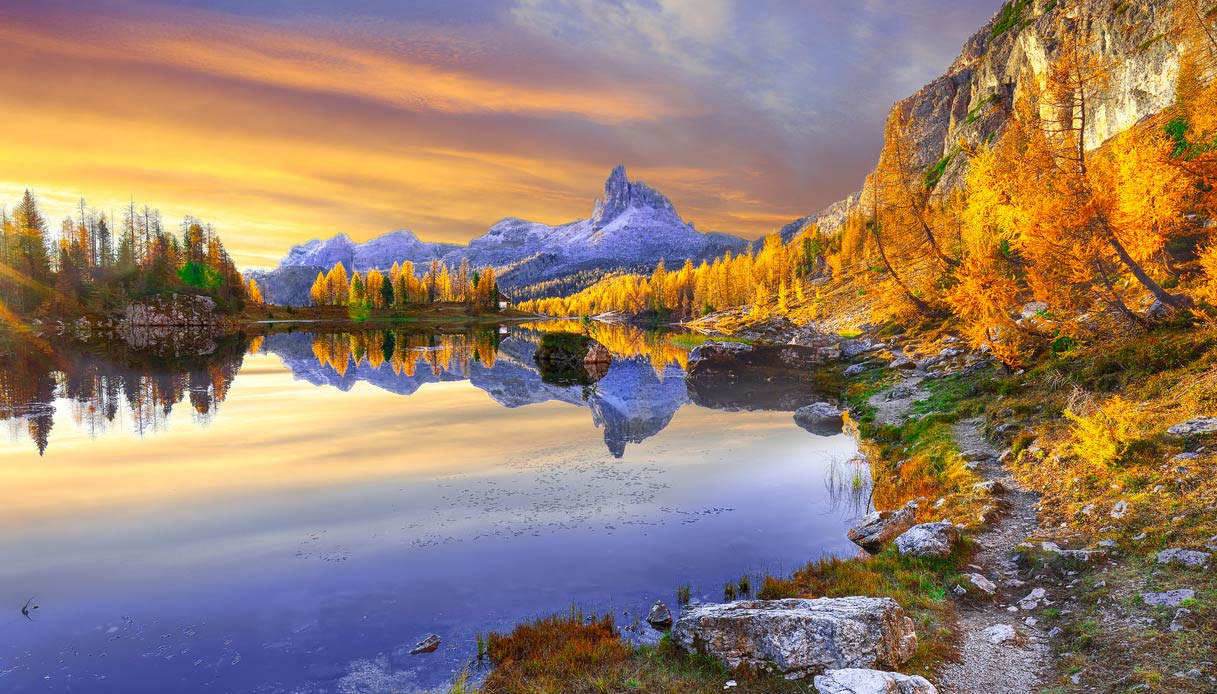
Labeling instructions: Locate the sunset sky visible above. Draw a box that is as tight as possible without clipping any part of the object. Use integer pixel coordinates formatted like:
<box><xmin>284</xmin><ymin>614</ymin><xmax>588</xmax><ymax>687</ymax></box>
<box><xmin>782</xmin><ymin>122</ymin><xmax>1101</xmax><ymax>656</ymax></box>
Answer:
<box><xmin>1</xmin><ymin>0</ymin><xmax>999</xmax><ymax>268</ymax></box>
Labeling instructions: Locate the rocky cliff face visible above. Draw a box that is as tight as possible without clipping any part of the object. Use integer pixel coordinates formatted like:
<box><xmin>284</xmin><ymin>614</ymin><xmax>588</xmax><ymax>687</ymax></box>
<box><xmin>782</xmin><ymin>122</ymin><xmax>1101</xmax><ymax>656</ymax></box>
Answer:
<box><xmin>794</xmin><ymin>0</ymin><xmax>1181</xmax><ymax>234</ymax></box>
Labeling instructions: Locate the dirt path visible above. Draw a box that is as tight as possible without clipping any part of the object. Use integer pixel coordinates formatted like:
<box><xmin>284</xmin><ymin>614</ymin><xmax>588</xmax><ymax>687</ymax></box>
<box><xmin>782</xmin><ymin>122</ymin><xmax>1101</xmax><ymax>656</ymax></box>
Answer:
<box><xmin>866</xmin><ymin>366</ymin><xmax>1050</xmax><ymax>693</ymax></box>
<box><xmin>936</xmin><ymin>418</ymin><xmax>1049</xmax><ymax>694</ymax></box>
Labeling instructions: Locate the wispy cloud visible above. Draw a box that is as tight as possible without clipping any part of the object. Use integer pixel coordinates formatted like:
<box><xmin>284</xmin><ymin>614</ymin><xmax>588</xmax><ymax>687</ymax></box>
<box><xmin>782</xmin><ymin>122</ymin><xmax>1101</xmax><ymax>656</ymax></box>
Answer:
<box><xmin>0</xmin><ymin>0</ymin><xmax>999</xmax><ymax>266</ymax></box>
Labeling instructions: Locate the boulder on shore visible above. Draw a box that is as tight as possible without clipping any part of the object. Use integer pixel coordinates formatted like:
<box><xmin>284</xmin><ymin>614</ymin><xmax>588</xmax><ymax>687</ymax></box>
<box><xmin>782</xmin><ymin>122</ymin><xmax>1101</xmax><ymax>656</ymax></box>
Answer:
<box><xmin>848</xmin><ymin>499</ymin><xmax>920</xmax><ymax>554</ymax></box>
<box><xmin>646</xmin><ymin>600</ymin><xmax>673</xmax><ymax>630</ymax></box>
<box><xmin>814</xmin><ymin>668</ymin><xmax>938</xmax><ymax>694</ymax></box>
<box><xmin>894</xmin><ymin>522</ymin><xmax>961</xmax><ymax>558</ymax></box>
<box><xmin>794</xmin><ymin>402</ymin><xmax>846</xmax><ymax>436</ymax></box>
<box><xmin>119</xmin><ymin>293</ymin><xmax>222</xmax><ymax>356</ymax></box>
<box><xmin>671</xmin><ymin>597</ymin><xmax>917</xmax><ymax>680</ymax></box>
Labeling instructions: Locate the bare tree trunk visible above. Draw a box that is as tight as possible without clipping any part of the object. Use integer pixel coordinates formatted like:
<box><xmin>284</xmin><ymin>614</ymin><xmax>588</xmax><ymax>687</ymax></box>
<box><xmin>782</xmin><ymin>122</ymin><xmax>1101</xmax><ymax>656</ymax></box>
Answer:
<box><xmin>1094</xmin><ymin>257</ymin><xmax>1148</xmax><ymax>326</ymax></box>
<box><xmin>1094</xmin><ymin>212</ymin><xmax>1187</xmax><ymax>309</ymax></box>
<box><xmin>871</xmin><ymin>221</ymin><xmax>938</xmax><ymax>317</ymax></box>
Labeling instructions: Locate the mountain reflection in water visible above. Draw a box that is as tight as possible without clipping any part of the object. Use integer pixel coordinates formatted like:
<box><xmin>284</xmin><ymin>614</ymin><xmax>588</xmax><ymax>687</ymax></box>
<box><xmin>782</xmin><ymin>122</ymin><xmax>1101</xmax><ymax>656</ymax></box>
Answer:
<box><xmin>0</xmin><ymin>321</ymin><xmax>862</xmax><ymax>694</ymax></box>
<box><xmin>0</xmin><ymin>322</ymin><xmax>840</xmax><ymax>457</ymax></box>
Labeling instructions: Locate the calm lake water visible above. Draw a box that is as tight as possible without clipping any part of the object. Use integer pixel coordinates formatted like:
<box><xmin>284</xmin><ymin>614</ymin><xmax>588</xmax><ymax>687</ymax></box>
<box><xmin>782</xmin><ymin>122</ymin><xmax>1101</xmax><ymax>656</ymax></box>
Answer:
<box><xmin>0</xmin><ymin>323</ymin><xmax>866</xmax><ymax>694</ymax></box>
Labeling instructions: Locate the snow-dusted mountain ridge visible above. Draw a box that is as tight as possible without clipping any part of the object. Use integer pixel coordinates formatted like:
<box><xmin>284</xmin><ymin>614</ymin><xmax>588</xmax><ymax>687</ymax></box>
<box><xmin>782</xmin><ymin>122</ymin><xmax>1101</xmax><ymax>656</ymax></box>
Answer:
<box><xmin>250</xmin><ymin>166</ymin><xmax>748</xmax><ymax>305</ymax></box>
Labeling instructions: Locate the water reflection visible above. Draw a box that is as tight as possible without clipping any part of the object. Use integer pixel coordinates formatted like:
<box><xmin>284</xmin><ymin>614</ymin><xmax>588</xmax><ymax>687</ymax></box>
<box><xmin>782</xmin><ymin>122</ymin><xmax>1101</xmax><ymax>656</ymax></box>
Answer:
<box><xmin>2</xmin><ymin>322</ymin><xmax>839</xmax><ymax>458</ymax></box>
<box><xmin>0</xmin><ymin>323</ymin><xmax>861</xmax><ymax>694</ymax></box>
<box><xmin>0</xmin><ymin>334</ymin><xmax>245</xmax><ymax>455</ymax></box>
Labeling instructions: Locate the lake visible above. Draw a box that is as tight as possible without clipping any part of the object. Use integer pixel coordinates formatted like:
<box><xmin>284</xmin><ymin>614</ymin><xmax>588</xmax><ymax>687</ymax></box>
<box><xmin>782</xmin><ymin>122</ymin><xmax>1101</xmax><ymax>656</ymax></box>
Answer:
<box><xmin>0</xmin><ymin>323</ymin><xmax>867</xmax><ymax>693</ymax></box>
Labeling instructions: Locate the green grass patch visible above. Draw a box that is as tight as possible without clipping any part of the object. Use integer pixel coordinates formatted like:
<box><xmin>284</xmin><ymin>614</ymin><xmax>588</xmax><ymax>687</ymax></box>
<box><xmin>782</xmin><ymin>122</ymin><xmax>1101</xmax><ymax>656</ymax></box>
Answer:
<box><xmin>759</xmin><ymin>542</ymin><xmax>971</xmax><ymax>666</ymax></box>
<box><xmin>843</xmin><ymin>367</ymin><xmax>891</xmax><ymax>424</ymax></box>
<box><xmin>664</xmin><ymin>334</ymin><xmax>752</xmax><ymax>350</ymax></box>
<box><xmin>923</xmin><ymin>148</ymin><xmax>960</xmax><ymax>191</ymax></box>
<box><xmin>965</xmin><ymin>94</ymin><xmax>999</xmax><ymax>125</ymax></box>
<box><xmin>539</xmin><ymin>330</ymin><xmax>591</xmax><ymax>352</ymax></box>
<box><xmin>1136</xmin><ymin>32</ymin><xmax>1166</xmax><ymax>52</ymax></box>
<box><xmin>908</xmin><ymin>368</ymin><xmax>996</xmax><ymax>419</ymax></box>
<box><xmin>991</xmin><ymin>0</ymin><xmax>1033</xmax><ymax>38</ymax></box>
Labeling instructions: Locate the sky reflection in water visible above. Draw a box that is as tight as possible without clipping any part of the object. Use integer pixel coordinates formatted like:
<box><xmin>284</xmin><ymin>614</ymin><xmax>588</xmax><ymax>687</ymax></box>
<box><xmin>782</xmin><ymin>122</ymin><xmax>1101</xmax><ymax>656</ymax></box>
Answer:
<box><xmin>0</xmin><ymin>326</ymin><xmax>865</xmax><ymax>693</ymax></box>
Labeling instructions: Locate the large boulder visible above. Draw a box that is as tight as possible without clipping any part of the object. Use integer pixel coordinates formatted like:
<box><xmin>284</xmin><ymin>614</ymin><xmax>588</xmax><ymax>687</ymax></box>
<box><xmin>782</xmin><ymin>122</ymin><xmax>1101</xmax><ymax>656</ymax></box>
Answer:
<box><xmin>814</xmin><ymin>668</ymin><xmax>938</xmax><ymax>694</ymax></box>
<box><xmin>848</xmin><ymin>499</ymin><xmax>920</xmax><ymax>554</ymax></box>
<box><xmin>671</xmin><ymin>597</ymin><xmax>917</xmax><ymax>679</ymax></box>
<box><xmin>123</xmin><ymin>293</ymin><xmax>218</xmax><ymax>327</ymax></box>
<box><xmin>894</xmin><ymin>522</ymin><xmax>961</xmax><ymax>558</ymax></box>
<box><xmin>533</xmin><ymin>332</ymin><xmax>609</xmax><ymax>386</ymax></box>
<box><xmin>794</xmin><ymin>402</ymin><xmax>846</xmax><ymax>436</ymax></box>
<box><xmin>119</xmin><ymin>293</ymin><xmax>222</xmax><ymax>356</ymax></box>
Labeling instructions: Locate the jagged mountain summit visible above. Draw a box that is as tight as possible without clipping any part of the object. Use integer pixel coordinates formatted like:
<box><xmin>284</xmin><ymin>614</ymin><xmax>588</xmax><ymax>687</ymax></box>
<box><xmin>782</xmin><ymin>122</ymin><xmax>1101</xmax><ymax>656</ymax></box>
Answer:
<box><xmin>251</xmin><ymin>166</ymin><xmax>747</xmax><ymax>305</ymax></box>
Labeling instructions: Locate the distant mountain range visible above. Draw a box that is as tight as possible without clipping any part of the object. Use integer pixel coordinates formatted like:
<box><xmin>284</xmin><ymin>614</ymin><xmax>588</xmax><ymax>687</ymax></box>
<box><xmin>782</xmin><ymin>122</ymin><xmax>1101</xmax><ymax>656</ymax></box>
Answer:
<box><xmin>250</xmin><ymin>166</ymin><xmax>749</xmax><ymax>305</ymax></box>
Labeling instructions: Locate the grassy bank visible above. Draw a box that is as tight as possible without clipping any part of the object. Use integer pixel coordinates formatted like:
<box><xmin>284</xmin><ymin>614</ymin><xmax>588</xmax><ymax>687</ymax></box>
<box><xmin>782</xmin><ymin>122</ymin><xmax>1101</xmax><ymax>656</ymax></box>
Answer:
<box><xmin>456</xmin><ymin>320</ymin><xmax>1217</xmax><ymax>693</ymax></box>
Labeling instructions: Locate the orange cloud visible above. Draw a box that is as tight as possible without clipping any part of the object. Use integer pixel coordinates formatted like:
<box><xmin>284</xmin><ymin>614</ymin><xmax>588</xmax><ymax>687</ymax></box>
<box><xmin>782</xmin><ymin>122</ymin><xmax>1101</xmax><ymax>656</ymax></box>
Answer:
<box><xmin>0</xmin><ymin>4</ymin><xmax>809</xmax><ymax>267</ymax></box>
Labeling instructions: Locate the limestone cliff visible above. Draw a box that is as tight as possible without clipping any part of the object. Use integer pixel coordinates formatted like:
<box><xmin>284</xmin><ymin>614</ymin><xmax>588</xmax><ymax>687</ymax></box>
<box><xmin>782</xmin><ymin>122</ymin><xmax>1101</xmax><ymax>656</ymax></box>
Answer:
<box><xmin>790</xmin><ymin>0</ymin><xmax>1182</xmax><ymax>236</ymax></box>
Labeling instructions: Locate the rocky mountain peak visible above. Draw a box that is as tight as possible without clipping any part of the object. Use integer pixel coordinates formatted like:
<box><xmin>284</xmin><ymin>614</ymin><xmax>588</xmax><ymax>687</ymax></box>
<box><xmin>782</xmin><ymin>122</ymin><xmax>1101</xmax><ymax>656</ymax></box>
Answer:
<box><xmin>590</xmin><ymin>165</ymin><xmax>678</xmax><ymax>230</ymax></box>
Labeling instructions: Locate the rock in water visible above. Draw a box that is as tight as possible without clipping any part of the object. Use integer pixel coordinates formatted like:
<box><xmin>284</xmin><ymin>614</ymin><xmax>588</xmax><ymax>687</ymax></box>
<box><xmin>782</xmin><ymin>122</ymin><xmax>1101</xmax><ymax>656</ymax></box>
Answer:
<box><xmin>848</xmin><ymin>499</ymin><xmax>920</xmax><ymax>554</ymax></box>
<box><xmin>671</xmin><ymin>597</ymin><xmax>917</xmax><ymax>679</ymax></box>
<box><xmin>409</xmin><ymin>634</ymin><xmax>441</xmax><ymax>654</ymax></box>
<box><xmin>894</xmin><ymin>522</ymin><xmax>961</xmax><ymax>558</ymax></box>
<box><xmin>794</xmin><ymin>402</ymin><xmax>846</xmax><ymax>436</ymax></box>
<box><xmin>1167</xmin><ymin>417</ymin><xmax>1217</xmax><ymax>437</ymax></box>
<box><xmin>646</xmin><ymin>600</ymin><xmax>673</xmax><ymax>630</ymax></box>
<box><xmin>814</xmin><ymin>668</ymin><xmax>938</xmax><ymax>694</ymax></box>
<box><xmin>584</xmin><ymin>341</ymin><xmax>611</xmax><ymax>365</ymax></box>
<box><xmin>120</xmin><ymin>294</ymin><xmax>222</xmax><ymax>356</ymax></box>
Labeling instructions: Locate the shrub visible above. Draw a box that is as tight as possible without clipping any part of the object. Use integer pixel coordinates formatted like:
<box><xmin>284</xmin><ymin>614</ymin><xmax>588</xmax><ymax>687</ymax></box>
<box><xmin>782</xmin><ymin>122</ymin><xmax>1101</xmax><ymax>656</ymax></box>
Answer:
<box><xmin>1063</xmin><ymin>395</ymin><xmax>1142</xmax><ymax>468</ymax></box>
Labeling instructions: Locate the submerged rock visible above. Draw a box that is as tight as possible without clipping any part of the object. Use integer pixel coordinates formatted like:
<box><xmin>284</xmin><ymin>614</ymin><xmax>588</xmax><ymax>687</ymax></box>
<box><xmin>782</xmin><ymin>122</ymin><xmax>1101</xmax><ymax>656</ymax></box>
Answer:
<box><xmin>794</xmin><ymin>402</ymin><xmax>846</xmax><ymax>436</ymax></box>
<box><xmin>672</xmin><ymin>597</ymin><xmax>917</xmax><ymax>680</ymax></box>
<box><xmin>894</xmin><ymin>522</ymin><xmax>961</xmax><ymax>558</ymax></box>
<box><xmin>848</xmin><ymin>499</ymin><xmax>920</xmax><ymax>554</ymax></box>
<box><xmin>813</xmin><ymin>668</ymin><xmax>938</xmax><ymax>694</ymax></box>
<box><xmin>646</xmin><ymin>600</ymin><xmax>674</xmax><ymax>630</ymax></box>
